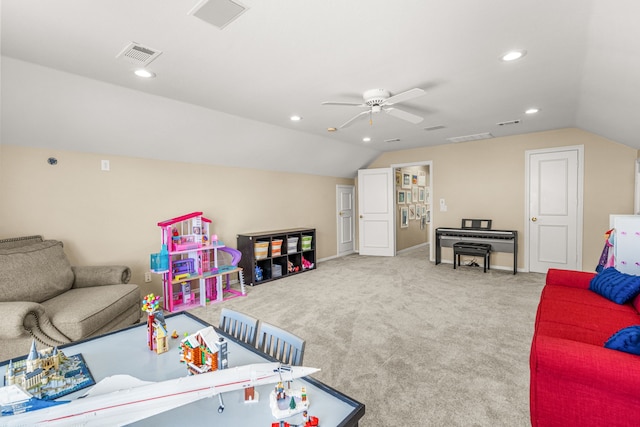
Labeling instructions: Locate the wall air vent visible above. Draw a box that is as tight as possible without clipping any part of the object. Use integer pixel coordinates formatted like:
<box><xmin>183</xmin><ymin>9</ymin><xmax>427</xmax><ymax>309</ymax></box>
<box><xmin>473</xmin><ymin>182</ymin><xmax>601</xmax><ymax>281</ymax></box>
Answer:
<box><xmin>424</xmin><ymin>125</ymin><xmax>446</xmax><ymax>131</ymax></box>
<box><xmin>497</xmin><ymin>119</ymin><xmax>521</xmax><ymax>126</ymax></box>
<box><xmin>384</xmin><ymin>138</ymin><xmax>401</xmax><ymax>143</ymax></box>
<box><xmin>116</xmin><ymin>42</ymin><xmax>162</xmax><ymax>66</ymax></box>
<box><xmin>188</xmin><ymin>0</ymin><xmax>248</xmax><ymax>29</ymax></box>
<box><xmin>446</xmin><ymin>132</ymin><xmax>494</xmax><ymax>143</ymax></box>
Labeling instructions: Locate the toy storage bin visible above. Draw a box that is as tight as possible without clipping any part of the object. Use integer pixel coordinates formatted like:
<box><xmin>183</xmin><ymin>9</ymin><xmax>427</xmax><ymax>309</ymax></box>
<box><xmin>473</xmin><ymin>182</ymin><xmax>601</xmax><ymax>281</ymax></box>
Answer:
<box><xmin>287</xmin><ymin>237</ymin><xmax>299</xmax><ymax>252</ymax></box>
<box><xmin>254</xmin><ymin>241</ymin><xmax>269</xmax><ymax>260</ymax></box>
<box><xmin>272</xmin><ymin>264</ymin><xmax>282</xmax><ymax>278</ymax></box>
<box><xmin>301</xmin><ymin>235</ymin><xmax>313</xmax><ymax>251</ymax></box>
<box><xmin>271</xmin><ymin>239</ymin><xmax>283</xmax><ymax>257</ymax></box>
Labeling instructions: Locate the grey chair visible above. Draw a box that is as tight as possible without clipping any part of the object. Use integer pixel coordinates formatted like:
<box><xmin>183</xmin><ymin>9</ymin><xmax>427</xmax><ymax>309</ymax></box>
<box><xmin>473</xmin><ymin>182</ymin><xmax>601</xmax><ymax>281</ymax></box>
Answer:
<box><xmin>219</xmin><ymin>308</ymin><xmax>259</xmax><ymax>347</ymax></box>
<box><xmin>257</xmin><ymin>321</ymin><xmax>305</xmax><ymax>366</ymax></box>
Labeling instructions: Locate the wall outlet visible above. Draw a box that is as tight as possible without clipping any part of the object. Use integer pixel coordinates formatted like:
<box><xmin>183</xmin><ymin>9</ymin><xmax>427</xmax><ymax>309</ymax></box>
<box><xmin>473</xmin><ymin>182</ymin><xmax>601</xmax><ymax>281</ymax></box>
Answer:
<box><xmin>101</xmin><ymin>159</ymin><xmax>110</xmax><ymax>171</ymax></box>
<box><xmin>144</xmin><ymin>272</ymin><xmax>152</xmax><ymax>283</ymax></box>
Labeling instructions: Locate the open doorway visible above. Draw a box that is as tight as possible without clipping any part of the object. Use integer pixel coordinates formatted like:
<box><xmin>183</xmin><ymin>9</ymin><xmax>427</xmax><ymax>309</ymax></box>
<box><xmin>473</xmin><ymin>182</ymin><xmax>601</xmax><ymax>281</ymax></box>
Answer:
<box><xmin>391</xmin><ymin>161</ymin><xmax>433</xmax><ymax>258</ymax></box>
<box><xmin>336</xmin><ymin>184</ymin><xmax>356</xmax><ymax>257</ymax></box>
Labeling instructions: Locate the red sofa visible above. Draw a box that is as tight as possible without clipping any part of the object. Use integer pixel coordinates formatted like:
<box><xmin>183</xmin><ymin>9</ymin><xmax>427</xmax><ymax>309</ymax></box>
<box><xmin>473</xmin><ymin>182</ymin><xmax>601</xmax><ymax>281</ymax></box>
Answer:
<box><xmin>530</xmin><ymin>268</ymin><xmax>640</xmax><ymax>426</ymax></box>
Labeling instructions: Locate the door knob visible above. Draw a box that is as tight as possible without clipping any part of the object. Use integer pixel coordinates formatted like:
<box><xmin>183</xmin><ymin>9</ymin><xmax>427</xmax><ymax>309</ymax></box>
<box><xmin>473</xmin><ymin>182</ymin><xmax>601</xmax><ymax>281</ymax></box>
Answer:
<box><xmin>531</xmin><ymin>217</ymin><xmax>537</xmax><ymax>222</ymax></box>
<box><xmin>360</xmin><ymin>215</ymin><xmax>363</xmax><ymax>219</ymax></box>
<box><xmin>339</xmin><ymin>211</ymin><xmax>343</xmax><ymax>216</ymax></box>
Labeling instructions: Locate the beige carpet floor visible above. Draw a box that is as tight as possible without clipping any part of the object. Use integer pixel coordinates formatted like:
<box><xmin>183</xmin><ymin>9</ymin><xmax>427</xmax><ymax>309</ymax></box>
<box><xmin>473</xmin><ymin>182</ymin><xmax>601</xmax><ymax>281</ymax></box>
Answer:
<box><xmin>188</xmin><ymin>246</ymin><xmax>546</xmax><ymax>427</ymax></box>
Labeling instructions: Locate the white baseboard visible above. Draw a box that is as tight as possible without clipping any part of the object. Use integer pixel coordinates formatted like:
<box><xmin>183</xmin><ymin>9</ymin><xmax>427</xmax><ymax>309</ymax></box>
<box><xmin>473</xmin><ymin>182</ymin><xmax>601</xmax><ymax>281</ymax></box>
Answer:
<box><xmin>396</xmin><ymin>242</ymin><xmax>428</xmax><ymax>255</ymax></box>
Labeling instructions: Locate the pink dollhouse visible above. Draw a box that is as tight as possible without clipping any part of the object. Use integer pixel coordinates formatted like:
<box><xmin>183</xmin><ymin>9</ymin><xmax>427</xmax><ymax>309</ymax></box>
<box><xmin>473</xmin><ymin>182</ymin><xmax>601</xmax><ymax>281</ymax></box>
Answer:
<box><xmin>152</xmin><ymin>211</ymin><xmax>246</xmax><ymax>313</ymax></box>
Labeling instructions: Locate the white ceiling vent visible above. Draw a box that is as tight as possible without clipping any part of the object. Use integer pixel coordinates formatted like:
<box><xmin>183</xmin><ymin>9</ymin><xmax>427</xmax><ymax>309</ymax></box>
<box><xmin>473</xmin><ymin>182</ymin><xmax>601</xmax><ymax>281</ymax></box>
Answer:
<box><xmin>188</xmin><ymin>0</ymin><xmax>248</xmax><ymax>29</ymax></box>
<box><xmin>497</xmin><ymin>119</ymin><xmax>521</xmax><ymax>126</ymax></box>
<box><xmin>116</xmin><ymin>42</ymin><xmax>162</xmax><ymax>66</ymax></box>
<box><xmin>424</xmin><ymin>125</ymin><xmax>446</xmax><ymax>131</ymax></box>
<box><xmin>384</xmin><ymin>138</ymin><xmax>401</xmax><ymax>143</ymax></box>
<box><xmin>446</xmin><ymin>132</ymin><xmax>494</xmax><ymax>143</ymax></box>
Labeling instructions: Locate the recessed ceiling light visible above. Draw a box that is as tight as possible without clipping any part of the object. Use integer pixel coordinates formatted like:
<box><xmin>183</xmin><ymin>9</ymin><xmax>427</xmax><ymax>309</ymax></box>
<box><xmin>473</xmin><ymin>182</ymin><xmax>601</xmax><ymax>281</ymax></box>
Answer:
<box><xmin>327</xmin><ymin>127</ymin><xmax>337</xmax><ymax>132</ymax></box>
<box><xmin>134</xmin><ymin>69</ymin><xmax>156</xmax><ymax>78</ymax></box>
<box><xmin>290</xmin><ymin>115</ymin><xmax>302</xmax><ymax>121</ymax></box>
<box><xmin>525</xmin><ymin>108</ymin><xmax>540</xmax><ymax>114</ymax></box>
<box><xmin>500</xmin><ymin>49</ymin><xmax>527</xmax><ymax>62</ymax></box>
<box><xmin>362</xmin><ymin>137</ymin><xmax>371</xmax><ymax>143</ymax></box>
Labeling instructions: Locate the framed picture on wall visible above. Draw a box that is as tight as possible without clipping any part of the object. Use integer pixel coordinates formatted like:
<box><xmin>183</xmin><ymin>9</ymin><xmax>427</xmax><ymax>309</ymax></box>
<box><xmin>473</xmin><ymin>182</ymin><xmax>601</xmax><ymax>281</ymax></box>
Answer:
<box><xmin>418</xmin><ymin>171</ymin><xmax>426</xmax><ymax>186</ymax></box>
<box><xmin>418</xmin><ymin>187</ymin><xmax>425</xmax><ymax>202</ymax></box>
<box><xmin>396</xmin><ymin>170</ymin><xmax>401</xmax><ymax>187</ymax></box>
<box><xmin>412</xmin><ymin>186</ymin><xmax>419</xmax><ymax>203</ymax></box>
<box><xmin>409</xmin><ymin>204</ymin><xmax>416</xmax><ymax>219</ymax></box>
<box><xmin>412</xmin><ymin>174</ymin><xmax>418</xmax><ymax>185</ymax></box>
<box><xmin>397</xmin><ymin>190</ymin><xmax>405</xmax><ymax>204</ymax></box>
<box><xmin>401</xmin><ymin>207</ymin><xmax>409</xmax><ymax>228</ymax></box>
<box><xmin>406</xmin><ymin>190</ymin><xmax>411</xmax><ymax>203</ymax></box>
<box><xmin>416</xmin><ymin>204</ymin><xmax>422</xmax><ymax>219</ymax></box>
<box><xmin>402</xmin><ymin>171</ymin><xmax>411</xmax><ymax>189</ymax></box>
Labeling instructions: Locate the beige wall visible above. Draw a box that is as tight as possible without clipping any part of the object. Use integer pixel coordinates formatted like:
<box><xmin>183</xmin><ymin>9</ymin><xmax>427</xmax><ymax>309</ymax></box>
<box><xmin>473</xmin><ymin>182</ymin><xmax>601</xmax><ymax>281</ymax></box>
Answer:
<box><xmin>0</xmin><ymin>145</ymin><xmax>353</xmax><ymax>296</ymax></box>
<box><xmin>368</xmin><ymin>128</ymin><xmax>637</xmax><ymax>270</ymax></box>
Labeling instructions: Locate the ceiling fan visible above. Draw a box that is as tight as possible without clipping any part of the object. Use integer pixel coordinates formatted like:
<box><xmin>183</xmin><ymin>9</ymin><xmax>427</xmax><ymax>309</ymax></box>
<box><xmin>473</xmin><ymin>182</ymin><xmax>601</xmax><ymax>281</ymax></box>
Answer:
<box><xmin>321</xmin><ymin>88</ymin><xmax>425</xmax><ymax>129</ymax></box>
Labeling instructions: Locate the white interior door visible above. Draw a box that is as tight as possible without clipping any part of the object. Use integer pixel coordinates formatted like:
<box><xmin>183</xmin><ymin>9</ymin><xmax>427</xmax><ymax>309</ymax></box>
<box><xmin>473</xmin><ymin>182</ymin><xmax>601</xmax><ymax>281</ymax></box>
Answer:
<box><xmin>527</xmin><ymin>146</ymin><xmax>583</xmax><ymax>273</ymax></box>
<box><xmin>336</xmin><ymin>185</ymin><xmax>355</xmax><ymax>256</ymax></box>
<box><xmin>358</xmin><ymin>168</ymin><xmax>395</xmax><ymax>256</ymax></box>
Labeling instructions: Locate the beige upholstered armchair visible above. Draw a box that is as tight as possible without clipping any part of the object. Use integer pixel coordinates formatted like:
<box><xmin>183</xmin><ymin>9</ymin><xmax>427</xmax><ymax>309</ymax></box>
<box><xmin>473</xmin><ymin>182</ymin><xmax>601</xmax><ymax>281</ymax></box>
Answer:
<box><xmin>0</xmin><ymin>235</ymin><xmax>141</xmax><ymax>361</ymax></box>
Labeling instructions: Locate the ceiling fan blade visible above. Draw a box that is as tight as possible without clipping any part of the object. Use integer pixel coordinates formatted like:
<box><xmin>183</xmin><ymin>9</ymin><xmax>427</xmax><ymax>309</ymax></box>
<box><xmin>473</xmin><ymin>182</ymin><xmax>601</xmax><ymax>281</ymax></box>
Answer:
<box><xmin>384</xmin><ymin>107</ymin><xmax>424</xmax><ymax>124</ymax></box>
<box><xmin>340</xmin><ymin>110</ymin><xmax>370</xmax><ymax>128</ymax></box>
<box><xmin>321</xmin><ymin>101</ymin><xmax>366</xmax><ymax>107</ymax></box>
<box><xmin>383</xmin><ymin>88</ymin><xmax>425</xmax><ymax>105</ymax></box>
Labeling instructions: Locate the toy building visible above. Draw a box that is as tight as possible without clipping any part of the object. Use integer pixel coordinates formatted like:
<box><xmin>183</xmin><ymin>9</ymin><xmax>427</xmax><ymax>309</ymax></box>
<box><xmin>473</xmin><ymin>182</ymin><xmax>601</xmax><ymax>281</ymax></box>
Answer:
<box><xmin>4</xmin><ymin>341</ymin><xmax>95</xmax><ymax>401</ymax></box>
<box><xmin>151</xmin><ymin>211</ymin><xmax>246</xmax><ymax>313</ymax></box>
<box><xmin>179</xmin><ymin>326</ymin><xmax>227</xmax><ymax>375</ymax></box>
<box><xmin>146</xmin><ymin>310</ymin><xmax>169</xmax><ymax>354</ymax></box>
<box><xmin>4</xmin><ymin>342</ymin><xmax>64</xmax><ymax>393</ymax></box>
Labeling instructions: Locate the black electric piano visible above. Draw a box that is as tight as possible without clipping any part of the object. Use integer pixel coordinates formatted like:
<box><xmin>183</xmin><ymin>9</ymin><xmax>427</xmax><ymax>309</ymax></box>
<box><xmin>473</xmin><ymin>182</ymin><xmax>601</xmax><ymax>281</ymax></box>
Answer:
<box><xmin>435</xmin><ymin>227</ymin><xmax>518</xmax><ymax>274</ymax></box>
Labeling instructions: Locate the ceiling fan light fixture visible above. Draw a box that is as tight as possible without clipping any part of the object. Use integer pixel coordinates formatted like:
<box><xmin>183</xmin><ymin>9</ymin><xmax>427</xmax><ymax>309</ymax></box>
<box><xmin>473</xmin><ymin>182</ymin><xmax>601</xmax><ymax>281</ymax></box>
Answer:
<box><xmin>500</xmin><ymin>49</ymin><xmax>527</xmax><ymax>62</ymax></box>
<box><xmin>322</xmin><ymin>87</ymin><xmax>425</xmax><ymax>129</ymax></box>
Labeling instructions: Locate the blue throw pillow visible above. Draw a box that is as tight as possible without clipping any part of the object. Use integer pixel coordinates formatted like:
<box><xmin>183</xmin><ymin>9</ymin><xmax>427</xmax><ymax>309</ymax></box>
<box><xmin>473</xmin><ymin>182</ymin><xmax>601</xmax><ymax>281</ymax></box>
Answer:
<box><xmin>589</xmin><ymin>267</ymin><xmax>640</xmax><ymax>304</ymax></box>
<box><xmin>605</xmin><ymin>326</ymin><xmax>640</xmax><ymax>355</ymax></box>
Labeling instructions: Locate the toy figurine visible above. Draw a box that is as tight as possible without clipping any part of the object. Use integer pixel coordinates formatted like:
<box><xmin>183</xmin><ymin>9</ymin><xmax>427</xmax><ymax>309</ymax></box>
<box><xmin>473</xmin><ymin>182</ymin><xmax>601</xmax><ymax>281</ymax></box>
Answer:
<box><xmin>275</xmin><ymin>381</ymin><xmax>286</xmax><ymax>400</ymax></box>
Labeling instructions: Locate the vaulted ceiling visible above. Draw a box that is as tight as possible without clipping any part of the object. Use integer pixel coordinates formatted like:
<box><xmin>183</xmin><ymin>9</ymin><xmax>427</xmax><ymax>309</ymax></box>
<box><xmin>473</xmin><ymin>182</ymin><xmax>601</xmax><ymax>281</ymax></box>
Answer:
<box><xmin>2</xmin><ymin>0</ymin><xmax>639</xmax><ymax>177</ymax></box>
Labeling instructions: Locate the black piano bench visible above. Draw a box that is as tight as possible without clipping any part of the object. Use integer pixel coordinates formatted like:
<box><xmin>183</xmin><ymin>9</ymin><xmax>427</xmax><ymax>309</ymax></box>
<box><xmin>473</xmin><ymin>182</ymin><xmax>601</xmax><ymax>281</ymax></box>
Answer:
<box><xmin>453</xmin><ymin>242</ymin><xmax>491</xmax><ymax>273</ymax></box>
